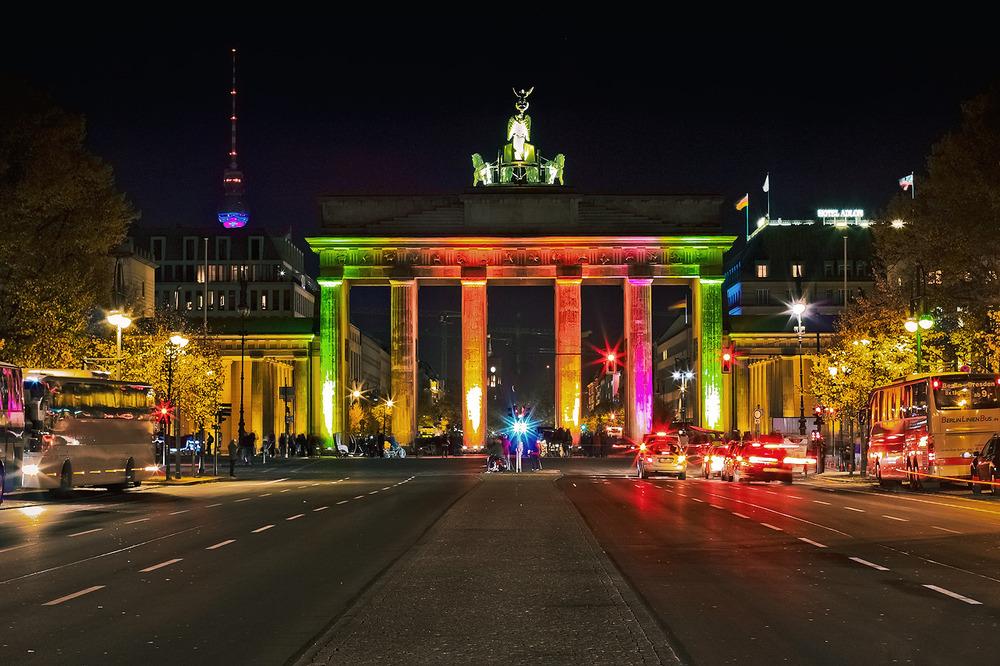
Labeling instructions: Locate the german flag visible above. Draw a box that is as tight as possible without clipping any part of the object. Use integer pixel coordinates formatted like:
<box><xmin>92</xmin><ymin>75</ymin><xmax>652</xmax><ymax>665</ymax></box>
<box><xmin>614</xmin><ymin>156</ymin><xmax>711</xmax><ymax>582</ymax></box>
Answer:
<box><xmin>735</xmin><ymin>194</ymin><xmax>749</xmax><ymax>211</ymax></box>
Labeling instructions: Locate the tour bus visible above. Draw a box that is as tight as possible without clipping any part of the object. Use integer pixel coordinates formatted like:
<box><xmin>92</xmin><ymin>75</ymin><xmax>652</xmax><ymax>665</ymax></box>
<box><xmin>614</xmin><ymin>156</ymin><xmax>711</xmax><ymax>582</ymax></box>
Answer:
<box><xmin>867</xmin><ymin>372</ymin><xmax>1000</xmax><ymax>488</ymax></box>
<box><xmin>1</xmin><ymin>363</ymin><xmax>26</xmax><ymax>502</ymax></box>
<box><xmin>22</xmin><ymin>370</ymin><xmax>158</xmax><ymax>494</ymax></box>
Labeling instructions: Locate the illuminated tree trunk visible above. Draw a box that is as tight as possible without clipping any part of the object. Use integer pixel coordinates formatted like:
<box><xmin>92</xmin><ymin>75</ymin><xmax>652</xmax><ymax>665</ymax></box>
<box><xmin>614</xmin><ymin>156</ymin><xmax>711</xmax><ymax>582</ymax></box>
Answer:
<box><xmin>625</xmin><ymin>278</ymin><xmax>653</xmax><ymax>443</ymax></box>
<box><xmin>319</xmin><ymin>279</ymin><xmax>349</xmax><ymax>448</ymax></box>
<box><xmin>554</xmin><ymin>278</ymin><xmax>582</xmax><ymax>443</ymax></box>
<box><xmin>695</xmin><ymin>277</ymin><xmax>724</xmax><ymax>430</ymax></box>
<box><xmin>461</xmin><ymin>279</ymin><xmax>487</xmax><ymax>449</ymax></box>
<box><xmin>390</xmin><ymin>279</ymin><xmax>418</xmax><ymax>446</ymax></box>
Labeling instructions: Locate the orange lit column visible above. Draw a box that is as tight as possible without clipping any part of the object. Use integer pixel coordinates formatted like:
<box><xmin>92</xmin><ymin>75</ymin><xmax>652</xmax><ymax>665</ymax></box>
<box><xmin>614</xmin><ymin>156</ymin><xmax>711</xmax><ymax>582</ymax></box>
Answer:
<box><xmin>390</xmin><ymin>279</ymin><xmax>418</xmax><ymax>446</ymax></box>
<box><xmin>624</xmin><ymin>278</ymin><xmax>653</xmax><ymax>443</ymax></box>
<box><xmin>554</xmin><ymin>277</ymin><xmax>582</xmax><ymax>443</ymax></box>
<box><xmin>461</xmin><ymin>277</ymin><xmax>488</xmax><ymax>450</ymax></box>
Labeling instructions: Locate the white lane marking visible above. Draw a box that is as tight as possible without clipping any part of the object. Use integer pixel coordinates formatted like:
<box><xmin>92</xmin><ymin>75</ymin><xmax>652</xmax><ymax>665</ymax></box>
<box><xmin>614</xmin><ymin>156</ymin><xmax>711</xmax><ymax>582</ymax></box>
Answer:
<box><xmin>207</xmin><ymin>503</ymin><xmax>223</xmax><ymax>507</ymax></box>
<box><xmin>234</xmin><ymin>498</ymin><xmax>251</xmax><ymax>503</ymax></box>
<box><xmin>140</xmin><ymin>558</ymin><xmax>183</xmax><ymax>573</ymax></box>
<box><xmin>43</xmin><ymin>585</ymin><xmax>105</xmax><ymax>606</ymax></box>
<box><xmin>313</xmin><ymin>506</ymin><xmax>328</xmax><ymax>512</ymax></box>
<box><xmin>763</xmin><ymin>490</ymin><xmax>778</xmax><ymax>496</ymax></box>
<box><xmin>263</xmin><ymin>477</ymin><xmax>289</xmax><ymax>485</ymax></box>
<box><xmin>382</xmin><ymin>486</ymin><xmax>391</xmax><ymax>491</ymax></box>
<box><xmin>252</xmin><ymin>525</ymin><xmax>274</xmax><ymax>533</ymax></box>
<box><xmin>168</xmin><ymin>510</ymin><xmax>190</xmax><ymax>516</ymax></box>
<box><xmin>662</xmin><ymin>488</ymin><xmax>674</xmax><ymax>493</ymax></box>
<box><xmin>708</xmin><ymin>492</ymin><xmax>852</xmax><ymax>537</ymax></box>
<box><xmin>310</xmin><ymin>483</ymin><xmax>320</xmax><ymax>487</ymax></box>
<box><xmin>799</xmin><ymin>537</ymin><xmax>828</xmax><ymax>548</ymax></box>
<box><xmin>923</xmin><ymin>584</ymin><xmax>982</xmax><ymax>605</ymax></box>
<box><xmin>813</xmin><ymin>500</ymin><xmax>831</xmax><ymax>505</ymax></box>
<box><xmin>881</xmin><ymin>544</ymin><xmax>1000</xmax><ymax>585</ymax></box>
<box><xmin>68</xmin><ymin>528</ymin><xmax>103</xmax><ymax>538</ymax></box>
<box><xmin>676</xmin><ymin>492</ymin><xmax>688</xmax><ymax>497</ymax></box>
<box><xmin>710</xmin><ymin>504</ymin><xmax>725</xmax><ymax>509</ymax></box>
<box><xmin>760</xmin><ymin>522</ymin><xmax>783</xmax><ymax>531</ymax></box>
<box><xmin>932</xmin><ymin>525</ymin><xmax>961</xmax><ymax>534</ymax></box>
<box><xmin>280</xmin><ymin>489</ymin><xmax>290</xmax><ymax>493</ymax></box>
<box><xmin>206</xmin><ymin>539</ymin><xmax>235</xmax><ymax>550</ymax></box>
<box><xmin>1</xmin><ymin>527</ymin><xmax>199</xmax><ymax>586</ymax></box>
<box><xmin>258</xmin><ymin>493</ymin><xmax>272</xmax><ymax>497</ymax></box>
<box><xmin>844</xmin><ymin>506</ymin><xmax>865</xmax><ymax>512</ymax></box>
<box><xmin>336</xmin><ymin>500</ymin><xmax>349</xmax><ymax>505</ymax></box>
<box><xmin>124</xmin><ymin>518</ymin><xmax>150</xmax><ymax>525</ymax></box>
<box><xmin>286</xmin><ymin>514</ymin><xmax>305</xmax><ymax>521</ymax></box>
<box><xmin>368</xmin><ymin>490</ymin><xmax>379</xmax><ymax>495</ymax></box>
<box><xmin>691</xmin><ymin>498</ymin><xmax>704</xmax><ymax>503</ymax></box>
<box><xmin>732</xmin><ymin>512</ymin><xmax>750</xmax><ymax>519</ymax></box>
<box><xmin>353</xmin><ymin>495</ymin><xmax>365</xmax><ymax>500</ymax></box>
<box><xmin>882</xmin><ymin>514</ymin><xmax>909</xmax><ymax>522</ymax></box>
<box><xmin>298</xmin><ymin>485</ymin><xmax>310</xmax><ymax>489</ymax></box>
<box><xmin>0</xmin><ymin>543</ymin><xmax>31</xmax><ymax>555</ymax></box>
<box><xmin>849</xmin><ymin>557</ymin><xmax>889</xmax><ymax>571</ymax></box>
<box><xmin>788</xmin><ymin>495</ymin><xmax>804</xmax><ymax>500</ymax></box>
<box><xmin>572</xmin><ymin>483</ymin><xmax>577</xmax><ymax>487</ymax></box>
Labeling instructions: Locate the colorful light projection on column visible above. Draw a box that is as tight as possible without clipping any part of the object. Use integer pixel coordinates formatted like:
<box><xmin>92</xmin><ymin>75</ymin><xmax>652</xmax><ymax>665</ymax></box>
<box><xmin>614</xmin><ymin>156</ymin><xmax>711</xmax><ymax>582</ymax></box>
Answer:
<box><xmin>555</xmin><ymin>278</ymin><xmax>582</xmax><ymax>440</ymax></box>
<box><xmin>390</xmin><ymin>280</ymin><xmax>418</xmax><ymax>445</ymax></box>
<box><xmin>699</xmin><ymin>278</ymin><xmax>724</xmax><ymax>430</ymax></box>
<box><xmin>461</xmin><ymin>280</ymin><xmax>488</xmax><ymax>449</ymax></box>
<box><xmin>319</xmin><ymin>279</ymin><xmax>347</xmax><ymax>445</ymax></box>
<box><xmin>625</xmin><ymin>279</ymin><xmax>653</xmax><ymax>443</ymax></box>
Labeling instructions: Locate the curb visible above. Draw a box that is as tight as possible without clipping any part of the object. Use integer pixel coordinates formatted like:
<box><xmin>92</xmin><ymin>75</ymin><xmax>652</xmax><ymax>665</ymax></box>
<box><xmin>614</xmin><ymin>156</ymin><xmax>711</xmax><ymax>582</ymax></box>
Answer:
<box><xmin>145</xmin><ymin>476</ymin><xmax>230</xmax><ymax>486</ymax></box>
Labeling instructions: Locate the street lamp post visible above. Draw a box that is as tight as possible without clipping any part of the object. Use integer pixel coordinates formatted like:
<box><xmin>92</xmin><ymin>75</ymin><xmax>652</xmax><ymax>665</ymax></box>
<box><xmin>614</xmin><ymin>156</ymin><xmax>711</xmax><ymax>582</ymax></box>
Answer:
<box><xmin>904</xmin><ymin>314</ymin><xmax>934</xmax><ymax>373</ymax></box>
<box><xmin>791</xmin><ymin>301</ymin><xmax>808</xmax><ymax>436</ymax></box>
<box><xmin>107</xmin><ymin>311</ymin><xmax>132</xmax><ymax>379</ymax></box>
<box><xmin>166</xmin><ymin>333</ymin><xmax>189</xmax><ymax>480</ymax></box>
<box><xmin>237</xmin><ymin>269</ymin><xmax>250</xmax><ymax>458</ymax></box>
<box><xmin>671</xmin><ymin>370</ymin><xmax>694</xmax><ymax>422</ymax></box>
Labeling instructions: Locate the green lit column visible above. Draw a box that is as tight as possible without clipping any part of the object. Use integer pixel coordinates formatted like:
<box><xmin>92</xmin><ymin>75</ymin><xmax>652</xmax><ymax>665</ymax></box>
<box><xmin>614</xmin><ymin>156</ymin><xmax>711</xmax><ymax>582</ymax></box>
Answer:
<box><xmin>694</xmin><ymin>277</ymin><xmax>724</xmax><ymax>431</ymax></box>
<box><xmin>319</xmin><ymin>277</ymin><xmax>350</xmax><ymax>449</ymax></box>
<box><xmin>390</xmin><ymin>279</ymin><xmax>418</xmax><ymax>447</ymax></box>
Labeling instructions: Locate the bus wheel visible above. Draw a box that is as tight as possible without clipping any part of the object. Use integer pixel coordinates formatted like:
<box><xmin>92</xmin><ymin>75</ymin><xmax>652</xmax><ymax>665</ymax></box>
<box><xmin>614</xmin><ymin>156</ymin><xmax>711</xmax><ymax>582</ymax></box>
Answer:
<box><xmin>49</xmin><ymin>463</ymin><xmax>73</xmax><ymax>498</ymax></box>
<box><xmin>125</xmin><ymin>460</ymin><xmax>136</xmax><ymax>488</ymax></box>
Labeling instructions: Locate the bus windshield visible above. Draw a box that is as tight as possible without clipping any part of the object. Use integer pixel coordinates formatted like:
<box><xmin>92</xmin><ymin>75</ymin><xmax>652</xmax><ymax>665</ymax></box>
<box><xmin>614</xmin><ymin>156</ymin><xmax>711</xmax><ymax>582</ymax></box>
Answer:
<box><xmin>934</xmin><ymin>377</ymin><xmax>1000</xmax><ymax>410</ymax></box>
<box><xmin>48</xmin><ymin>381</ymin><xmax>154</xmax><ymax>418</ymax></box>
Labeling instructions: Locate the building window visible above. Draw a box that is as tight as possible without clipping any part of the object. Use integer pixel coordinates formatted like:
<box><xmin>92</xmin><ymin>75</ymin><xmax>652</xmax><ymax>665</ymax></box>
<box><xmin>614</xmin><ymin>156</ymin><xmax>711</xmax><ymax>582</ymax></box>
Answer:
<box><xmin>824</xmin><ymin>261</ymin><xmax>834</xmax><ymax>278</ymax></box>
<box><xmin>791</xmin><ymin>263</ymin><xmax>804</xmax><ymax>278</ymax></box>
<box><xmin>284</xmin><ymin>290</ymin><xmax>292</xmax><ymax>311</ymax></box>
<box><xmin>755</xmin><ymin>262</ymin><xmax>769</xmax><ymax>278</ymax></box>
<box><xmin>183</xmin><ymin>237</ymin><xmax>198</xmax><ymax>262</ymax></box>
<box><xmin>856</xmin><ymin>260</ymin><xmax>868</xmax><ymax>278</ymax></box>
<box><xmin>216</xmin><ymin>237</ymin><xmax>231</xmax><ymax>261</ymax></box>
<box><xmin>755</xmin><ymin>288</ymin><xmax>770</xmax><ymax>305</ymax></box>
<box><xmin>249</xmin><ymin>237</ymin><xmax>264</xmax><ymax>261</ymax></box>
<box><xmin>261</xmin><ymin>292</ymin><xmax>268</xmax><ymax>310</ymax></box>
<box><xmin>250</xmin><ymin>290</ymin><xmax>258</xmax><ymax>311</ymax></box>
<box><xmin>150</xmin><ymin>237</ymin><xmax>166</xmax><ymax>262</ymax></box>
<box><xmin>228</xmin><ymin>290</ymin><xmax>236</xmax><ymax>311</ymax></box>
<box><xmin>837</xmin><ymin>261</ymin><xmax>852</xmax><ymax>278</ymax></box>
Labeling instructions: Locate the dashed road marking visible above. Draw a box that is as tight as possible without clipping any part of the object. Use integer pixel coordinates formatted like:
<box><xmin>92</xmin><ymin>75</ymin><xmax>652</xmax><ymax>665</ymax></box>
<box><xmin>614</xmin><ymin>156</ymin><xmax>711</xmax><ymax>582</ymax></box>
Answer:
<box><xmin>234</xmin><ymin>498</ymin><xmax>251</xmax><ymax>503</ymax></box>
<box><xmin>710</xmin><ymin>504</ymin><xmax>724</xmax><ymax>509</ymax></box>
<box><xmin>206</xmin><ymin>503</ymin><xmax>223</xmax><ymax>507</ymax></box>
<box><xmin>206</xmin><ymin>540</ymin><xmax>235</xmax><ymax>550</ymax></box>
<box><xmin>68</xmin><ymin>528</ymin><xmax>103</xmax><ymax>538</ymax></box>
<box><xmin>0</xmin><ymin>544</ymin><xmax>30</xmax><ymax>555</ymax></box>
<box><xmin>258</xmin><ymin>493</ymin><xmax>272</xmax><ymax>497</ymax></box>
<box><xmin>760</xmin><ymin>522</ymin><xmax>783</xmax><ymax>531</ymax></box>
<box><xmin>788</xmin><ymin>495</ymin><xmax>803</xmax><ymax>499</ymax></box>
<box><xmin>732</xmin><ymin>512</ymin><xmax>750</xmax><ymax>519</ymax></box>
<box><xmin>923</xmin><ymin>584</ymin><xmax>982</xmax><ymax>605</ymax></box>
<box><xmin>252</xmin><ymin>525</ymin><xmax>274</xmax><ymax>533</ymax></box>
<box><xmin>691</xmin><ymin>498</ymin><xmax>704</xmax><ymax>503</ymax></box>
<box><xmin>313</xmin><ymin>506</ymin><xmax>328</xmax><ymax>512</ymax></box>
<box><xmin>882</xmin><ymin>514</ymin><xmax>909</xmax><ymax>522</ymax></box>
<box><xmin>286</xmin><ymin>514</ymin><xmax>305</xmax><ymax>521</ymax></box>
<box><xmin>124</xmin><ymin>518</ymin><xmax>150</xmax><ymax>525</ymax></box>
<box><xmin>354</xmin><ymin>495</ymin><xmax>365</xmax><ymax>500</ymax></box>
<box><xmin>43</xmin><ymin>585</ymin><xmax>105</xmax><ymax>606</ymax></box>
<box><xmin>798</xmin><ymin>537</ymin><xmax>828</xmax><ymax>548</ymax></box>
<box><xmin>368</xmin><ymin>490</ymin><xmax>379</xmax><ymax>495</ymax></box>
<box><xmin>140</xmin><ymin>558</ymin><xmax>183</xmax><ymax>573</ymax></box>
<box><xmin>280</xmin><ymin>489</ymin><xmax>290</xmax><ymax>493</ymax></box>
<box><xmin>813</xmin><ymin>500</ymin><xmax>831</xmax><ymax>505</ymax></box>
<box><xmin>707</xmin><ymin>492</ymin><xmax>852</xmax><ymax>537</ymax></box>
<box><xmin>849</xmin><ymin>557</ymin><xmax>889</xmax><ymax>571</ymax></box>
<box><xmin>382</xmin><ymin>486</ymin><xmax>391</xmax><ymax>491</ymax></box>
<box><xmin>168</xmin><ymin>510</ymin><xmax>189</xmax><ymax>516</ymax></box>
<box><xmin>263</xmin><ymin>477</ymin><xmax>289</xmax><ymax>485</ymax></box>
<box><xmin>844</xmin><ymin>506</ymin><xmax>865</xmax><ymax>512</ymax></box>
<box><xmin>932</xmin><ymin>526</ymin><xmax>961</xmax><ymax>534</ymax></box>
<box><xmin>336</xmin><ymin>500</ymin><xmax>349</xmax><ymax>505</ymax></box>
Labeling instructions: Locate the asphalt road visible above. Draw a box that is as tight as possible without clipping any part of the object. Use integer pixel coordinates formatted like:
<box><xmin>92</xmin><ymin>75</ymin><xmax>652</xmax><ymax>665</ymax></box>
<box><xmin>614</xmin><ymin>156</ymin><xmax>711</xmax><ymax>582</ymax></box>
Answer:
<box><xmin>0</xmin><ymin>457</ymin><xmax>479</xmax><ymax>664</ymax></box>
<box><xmin>561</xmin><ymin>468</ymin><xmax>1000</xmax><ymax>664</ymax></box>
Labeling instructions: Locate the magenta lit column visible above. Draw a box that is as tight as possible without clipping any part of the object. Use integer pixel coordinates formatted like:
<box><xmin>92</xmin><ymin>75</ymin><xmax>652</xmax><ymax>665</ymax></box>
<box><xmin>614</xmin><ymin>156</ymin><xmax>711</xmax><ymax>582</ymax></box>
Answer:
<box><xmin>624</xmin><ymin>278</ymin><xmax>653</xmax><ymax>443</ymax></box>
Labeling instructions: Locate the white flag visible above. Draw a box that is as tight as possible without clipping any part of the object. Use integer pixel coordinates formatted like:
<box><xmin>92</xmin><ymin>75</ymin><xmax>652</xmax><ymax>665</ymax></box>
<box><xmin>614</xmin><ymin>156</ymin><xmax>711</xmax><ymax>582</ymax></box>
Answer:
<box><xmin>762</xmin><ymin>174</ymin><xmax>770</xmax><ymax>193</ymax></box>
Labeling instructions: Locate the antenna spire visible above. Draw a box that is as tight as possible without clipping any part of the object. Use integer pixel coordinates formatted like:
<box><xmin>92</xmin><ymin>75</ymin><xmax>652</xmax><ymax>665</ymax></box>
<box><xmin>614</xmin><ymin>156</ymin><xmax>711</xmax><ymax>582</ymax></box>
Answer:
<box><xmin>229</xmin><ymin>48</ymin><xmax>238</xmax><ymax>167</ymax></box>
<box><xmin>218</xmin><ymin>48</ymin><xmax>249</xmax><ymax>228</ymax></box>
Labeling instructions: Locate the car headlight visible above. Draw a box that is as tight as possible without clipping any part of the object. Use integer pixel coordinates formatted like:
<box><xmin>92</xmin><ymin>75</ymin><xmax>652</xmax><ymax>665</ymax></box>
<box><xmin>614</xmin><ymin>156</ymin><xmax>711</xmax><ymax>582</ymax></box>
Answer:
<box><xmin>676</xmin><ymin>455</ymin><xmax>686</xmax><ymax>464</ymax></box>
<box><xmin>23</xmin><ymin>464</ymin><xmax>40</xmax><ymax>475</ymax></box>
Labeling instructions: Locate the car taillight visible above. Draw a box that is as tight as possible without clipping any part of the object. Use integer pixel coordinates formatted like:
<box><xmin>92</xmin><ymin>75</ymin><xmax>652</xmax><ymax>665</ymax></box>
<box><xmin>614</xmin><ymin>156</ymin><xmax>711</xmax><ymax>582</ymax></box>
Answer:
<box><xmin>748</xmin><ymin>456</ymin><xmax>778</xmax><ymax>464</ymax></box>
<box><xmin>646</xmin><ymin>457</ymin><xmax>654</xmax><ymax>463</ymax></box>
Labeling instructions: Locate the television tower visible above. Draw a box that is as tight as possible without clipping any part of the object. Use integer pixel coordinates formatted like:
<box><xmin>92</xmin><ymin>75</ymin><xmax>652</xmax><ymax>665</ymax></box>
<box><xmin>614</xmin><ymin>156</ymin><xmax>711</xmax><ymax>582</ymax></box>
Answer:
<box><xmin>218</xmin><ymin>48</ymin><xmax>249</xmax><ymax>228</ymax></box>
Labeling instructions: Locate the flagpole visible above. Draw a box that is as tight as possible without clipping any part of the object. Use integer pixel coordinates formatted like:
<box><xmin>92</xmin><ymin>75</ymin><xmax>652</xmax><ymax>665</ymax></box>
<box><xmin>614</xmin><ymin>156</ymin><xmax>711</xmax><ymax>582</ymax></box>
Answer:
<box><xmin>745</xmin><ymin>200</ymin><xmax>749</xmax><ymax>241</ymax></box>
<box><xmin>766</xmin><ymin>172</ymin><xmax>771</xmax><ymax>220</ymax></box>
<box><xmin>910</xmin><ymin>171</ymin><xmax>915</xmax><ymax>200</ymax></box>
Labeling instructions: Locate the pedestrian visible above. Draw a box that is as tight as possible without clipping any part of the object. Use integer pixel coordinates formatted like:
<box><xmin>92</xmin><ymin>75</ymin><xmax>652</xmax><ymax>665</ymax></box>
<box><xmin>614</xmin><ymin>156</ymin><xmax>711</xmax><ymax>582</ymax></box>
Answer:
<box><xmin>296</xmin><ymin>433</ymin><xmax>306</xmax><ymax>457</ymax></box>
<box><xmin>531</xmin><ymin>437</ymin><xmax>542</xmax><ymax>471</ymax></box>
<box><xmin>515</xmin><ymin>437</ymin><xmax>524</xmax><ymax>473</ymax></box>
<box><xmin>228</xmin><ymin>438</ymin><xmax>237</xmax><ymax>477</ymax></box>
<box><xmin>441</xmin><ymin>435</ymin><xmax>449</xmax><ymax>458</ymax></box>
<box><xmin>502</xmin><ymin>434</ymin><xmax>511</xmax><ymax>471</ymax></box>
<box><xmin>279</xmin><ymin>433</ymin><xmax>287</xmax><ymax>458</ymax></box>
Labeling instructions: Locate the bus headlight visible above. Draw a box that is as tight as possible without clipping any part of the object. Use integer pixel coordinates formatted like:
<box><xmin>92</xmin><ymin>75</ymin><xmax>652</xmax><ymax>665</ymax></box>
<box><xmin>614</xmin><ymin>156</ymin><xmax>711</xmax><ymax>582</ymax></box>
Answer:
<box><xmin>23</xmin><ymin>464</ymin><xmax>40</xmax><ymax>476</ymax></box>
<box><xmin>143</xmin><ymin>465</ymin><xmax>160</xmax><ymax>473</ymax></box>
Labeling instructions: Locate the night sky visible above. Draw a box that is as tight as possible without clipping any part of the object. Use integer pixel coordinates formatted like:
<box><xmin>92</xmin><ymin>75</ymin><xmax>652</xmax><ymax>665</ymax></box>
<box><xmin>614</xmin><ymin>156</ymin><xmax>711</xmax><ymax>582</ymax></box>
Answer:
<box><xmin>4</xmin><ymin>22</ymin><xmax>995</xmax><ymax>402</ymax></box>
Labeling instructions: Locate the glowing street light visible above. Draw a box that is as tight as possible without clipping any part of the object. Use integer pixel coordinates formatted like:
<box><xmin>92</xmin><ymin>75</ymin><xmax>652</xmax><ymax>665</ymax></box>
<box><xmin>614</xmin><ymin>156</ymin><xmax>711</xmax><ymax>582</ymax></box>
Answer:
<box><xmin>787</xmin><ymin>300</ymin><xmax>809</xmax><ymax>435</ymax></box>
<box><xmin>106</xmin><ymin>311</ymin><xmax>132</xmax><ymax>353</ymax></box>
<box><xmin>890</xmin><ymin>219</ymin><xmax>906</xmax><ymax>230</ymax></box>
<box><xmin>905</xmin><ymin>314</ymin><xmax>934</xmax><ymax>373</ymax></box>
<box><xmin>169</xmin><ymin>333</ymin><xmax>190</xmax><ymax>348</ymax></box>
<box><xmin>671</xmin><ymin>370</ymin><xmax>695</xmax><ymax>421</ymax></box>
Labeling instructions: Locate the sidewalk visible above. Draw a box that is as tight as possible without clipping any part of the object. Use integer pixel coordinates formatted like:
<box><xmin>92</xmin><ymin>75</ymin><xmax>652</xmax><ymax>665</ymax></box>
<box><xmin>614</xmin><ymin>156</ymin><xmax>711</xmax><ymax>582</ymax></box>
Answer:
<box><xmin>300</xmin><ymin>474</ymin><xmax>678</xmax><ymax>665</ymax></box>
<box><xmin>807</xmin><ymin>470</ymin><xmax>875</xmax><ymax>487</ymax></box>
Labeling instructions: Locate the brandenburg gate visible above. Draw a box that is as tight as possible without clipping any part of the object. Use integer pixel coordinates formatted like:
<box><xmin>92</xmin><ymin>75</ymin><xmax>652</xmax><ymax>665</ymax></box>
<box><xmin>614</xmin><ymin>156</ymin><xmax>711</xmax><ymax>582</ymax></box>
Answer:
<box><xmin>308</xmin><ymin>90</ymin><xmax>735</xmax><ymax>449</ymax></box>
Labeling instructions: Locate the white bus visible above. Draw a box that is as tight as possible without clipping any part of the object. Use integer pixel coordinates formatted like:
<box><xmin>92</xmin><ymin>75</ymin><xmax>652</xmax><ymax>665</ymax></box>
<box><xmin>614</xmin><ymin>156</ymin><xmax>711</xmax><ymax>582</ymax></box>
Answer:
<box><xmin>22</xmin><ymin>370</ymin><xmax>158</xmax><ymax>494</ymax></box>
<box><xmin>868</xmin><ymin>372</ymin><xmax>1000</xmax><ymax>488</ymax></box>
<box><xmin>1</xmin><ymin>363</ymin><xmax>27</xmax><ymax>502</ymax></box>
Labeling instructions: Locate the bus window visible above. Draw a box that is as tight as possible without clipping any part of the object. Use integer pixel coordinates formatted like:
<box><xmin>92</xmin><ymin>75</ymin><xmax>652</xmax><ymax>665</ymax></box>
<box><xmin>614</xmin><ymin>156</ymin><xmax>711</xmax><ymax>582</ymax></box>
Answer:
<box><xmin>934</xmin><ymin>378</ymin><xmax>1000</xmax><ymax>410</ymax></box>
<box><xmin>911</xmin><ymin>381</ymin><xmax>928</xmax><ymax>417</ymax></box>
<box><xmin>902</xmin><ymin>385</ymin><xmax>912</xmax><ymax>417</ymax></box>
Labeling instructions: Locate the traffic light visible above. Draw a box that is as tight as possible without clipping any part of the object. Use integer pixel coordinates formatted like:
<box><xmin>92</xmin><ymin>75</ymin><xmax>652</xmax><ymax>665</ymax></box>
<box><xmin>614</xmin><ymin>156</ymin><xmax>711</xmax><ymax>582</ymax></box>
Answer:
<box><xmin>721</xmin><ymin>347</ymin><xmax>734</xmax><ymax>374</ymax></box>
<box><xmin>813</xmin><ymin>405</ymin><xmax>824</xmax><ymax>428</ymax></box>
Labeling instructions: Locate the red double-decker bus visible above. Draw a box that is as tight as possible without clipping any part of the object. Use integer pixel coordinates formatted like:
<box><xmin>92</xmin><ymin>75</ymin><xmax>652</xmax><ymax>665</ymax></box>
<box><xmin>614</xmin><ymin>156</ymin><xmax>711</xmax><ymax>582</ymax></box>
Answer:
<box><xmin>867</xmin><ymin>372</ymin><xmax>1000</xmax><ymax>488</ymax></box>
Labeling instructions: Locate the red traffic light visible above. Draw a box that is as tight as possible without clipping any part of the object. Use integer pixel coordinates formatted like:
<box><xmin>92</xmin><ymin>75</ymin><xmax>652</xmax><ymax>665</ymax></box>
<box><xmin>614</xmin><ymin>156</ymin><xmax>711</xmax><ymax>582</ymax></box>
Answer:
<box><xmin>721</xmin><ymin>347</ymin><xmax>735</xmax><ymax>374</ymax></box>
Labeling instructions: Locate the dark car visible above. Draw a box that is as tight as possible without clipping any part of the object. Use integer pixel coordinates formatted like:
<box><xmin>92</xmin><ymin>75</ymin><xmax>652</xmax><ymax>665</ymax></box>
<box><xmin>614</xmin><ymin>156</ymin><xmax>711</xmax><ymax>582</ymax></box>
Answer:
<box><xmin>971</xmin><ymin>435</ymin><xmax>1000</xmax><ymax>495</ymax></box>
<box><xmin>722</xmin><ymin>437</ymin><xmax>794</xmax><ymax>484</ymax></box>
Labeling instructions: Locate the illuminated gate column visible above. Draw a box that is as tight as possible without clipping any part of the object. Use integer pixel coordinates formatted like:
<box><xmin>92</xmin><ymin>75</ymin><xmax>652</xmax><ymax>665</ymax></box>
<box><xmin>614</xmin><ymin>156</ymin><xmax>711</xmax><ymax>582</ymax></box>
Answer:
<box><xmin>693</xmin><ymin>277</ymin><xmax>724</xmax><ymax>431</ymax></box>
<box><xmin>319</xmin><ymin>277</ymin><xmax>350</xmax><ymax>448</ymax></box>
<box><xmin>554</xmin><ymin>276</ymin><xmax>582</xmax><ymax>442</ymax></box>
<box><xmin>461</xmin><ymin>276</ymin><xmax>488</xmax><ymax>450</ymax></box>
<box><xmin>624</xmin><ymin>278</ymin><xmax>653</xmax><ymax>443</ymax></box>
<box><xmin>390</xmin><ymin>279</ymin><xmax>418</xmax><ymax>446</ymax></box>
